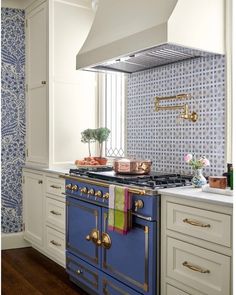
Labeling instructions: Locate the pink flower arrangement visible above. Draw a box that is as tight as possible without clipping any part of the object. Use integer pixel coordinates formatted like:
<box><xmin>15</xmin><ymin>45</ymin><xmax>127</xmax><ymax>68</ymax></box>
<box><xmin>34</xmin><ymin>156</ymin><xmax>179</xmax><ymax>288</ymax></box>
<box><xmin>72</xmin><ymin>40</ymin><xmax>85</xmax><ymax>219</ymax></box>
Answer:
<box><xmin>184</xmin><ymin>153</ymin><xmax>210</xmax><ymax>169</ymax></box>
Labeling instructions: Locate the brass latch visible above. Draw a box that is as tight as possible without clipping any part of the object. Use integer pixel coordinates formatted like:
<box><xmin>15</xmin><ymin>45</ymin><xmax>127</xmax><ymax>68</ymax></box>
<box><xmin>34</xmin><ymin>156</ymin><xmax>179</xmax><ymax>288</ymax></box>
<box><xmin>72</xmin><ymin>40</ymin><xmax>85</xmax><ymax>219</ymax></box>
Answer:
<box><xmin>155</xmin><ymin>93</ymin><xmax>198</xmax><ymax>122</ymax></box>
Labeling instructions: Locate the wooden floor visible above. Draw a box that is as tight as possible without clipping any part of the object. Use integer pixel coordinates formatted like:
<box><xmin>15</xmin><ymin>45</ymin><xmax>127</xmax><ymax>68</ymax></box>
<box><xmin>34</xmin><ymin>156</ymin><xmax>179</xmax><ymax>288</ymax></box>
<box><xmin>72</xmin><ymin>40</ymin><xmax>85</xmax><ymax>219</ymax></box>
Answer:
<box><xmin>1</xmin><ymin>247</ymin><xmax>88</xmax><ymax>295</ymax></box>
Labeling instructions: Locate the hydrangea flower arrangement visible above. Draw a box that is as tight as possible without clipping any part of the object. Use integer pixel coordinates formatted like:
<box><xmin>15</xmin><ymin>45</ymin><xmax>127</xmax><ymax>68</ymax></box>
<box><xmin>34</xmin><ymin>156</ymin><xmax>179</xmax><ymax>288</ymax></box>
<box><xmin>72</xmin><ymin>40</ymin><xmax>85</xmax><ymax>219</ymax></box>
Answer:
<box><xmin>184</xmin><ymin>153</ymin><xmax>210</xmax><ymax>169</ymax></box>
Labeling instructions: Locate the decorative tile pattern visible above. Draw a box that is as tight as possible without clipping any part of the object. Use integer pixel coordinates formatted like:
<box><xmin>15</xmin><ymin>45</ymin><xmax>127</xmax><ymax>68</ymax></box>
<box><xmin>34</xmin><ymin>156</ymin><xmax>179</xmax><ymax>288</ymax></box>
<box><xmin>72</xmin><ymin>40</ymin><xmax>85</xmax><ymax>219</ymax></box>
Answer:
<box><xmin>1</xmin><ymin>8</ymin><xmax>25</xmax><ymax>233</ymax></box>
<box><xmin>127</xmin><ymin>56</ymin><xmax>226</xmax><ymax>176</ymax></box>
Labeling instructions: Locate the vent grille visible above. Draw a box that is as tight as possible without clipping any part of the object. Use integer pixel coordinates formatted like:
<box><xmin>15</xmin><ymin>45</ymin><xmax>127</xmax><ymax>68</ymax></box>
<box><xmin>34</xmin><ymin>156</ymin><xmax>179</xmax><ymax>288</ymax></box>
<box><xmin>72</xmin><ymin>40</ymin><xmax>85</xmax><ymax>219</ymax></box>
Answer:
<box><xmin>92</xmin><ymin>43</ymin><xmax>216</xmax><ymax>74</ymax></box>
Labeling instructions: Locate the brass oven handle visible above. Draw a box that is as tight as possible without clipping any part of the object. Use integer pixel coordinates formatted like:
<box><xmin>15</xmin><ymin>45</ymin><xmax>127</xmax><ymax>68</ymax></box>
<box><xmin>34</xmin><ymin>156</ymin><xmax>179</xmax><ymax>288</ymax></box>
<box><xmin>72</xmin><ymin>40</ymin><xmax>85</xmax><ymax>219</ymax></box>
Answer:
<box><xmin>50</xmin><ymin>185</ymin><xmax>61</xmax><ymax>189</ymax></box>
<box><xmin>182</xmin><ymin>261</ymin><xmax>210</xmax><ymax>274</ymax></box>
<box><xmin>50</xmin><ymin>240</ymin><xmax>61</xmax><ymax>247</ymax></box>
<box><xmin>85</xmin><ymin>229</ymin><xmax>102</xmax><ymax>246</ymax></box>
<box><xmin>183</xmin><ymin>218</ymin><xmax>211</xmax><ymax>228</ymax></box>
<box><xmin>101</xmin><ymin>232</ymin><xmax>112</xmax><ymax>249</ymax></box>
<box><xmin>50</xmin><ymin>210</ymin><xmax>61</xmax><ymax>216</ymax></box>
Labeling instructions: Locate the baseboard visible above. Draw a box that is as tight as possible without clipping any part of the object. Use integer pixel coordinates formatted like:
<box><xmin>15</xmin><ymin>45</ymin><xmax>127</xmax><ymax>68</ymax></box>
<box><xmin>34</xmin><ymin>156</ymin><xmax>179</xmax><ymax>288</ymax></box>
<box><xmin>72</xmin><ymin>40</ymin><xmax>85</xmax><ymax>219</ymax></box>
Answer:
<box><xmin>1</xmin><ymin>232</ymin><xmax>31</xmax><ymax>250</ymax></box>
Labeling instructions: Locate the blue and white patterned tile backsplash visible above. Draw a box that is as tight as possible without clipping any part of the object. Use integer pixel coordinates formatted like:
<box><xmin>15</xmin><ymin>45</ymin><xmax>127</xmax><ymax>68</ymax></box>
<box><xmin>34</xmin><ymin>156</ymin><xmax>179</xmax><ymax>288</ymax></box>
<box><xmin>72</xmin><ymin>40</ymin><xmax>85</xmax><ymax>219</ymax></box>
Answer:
<box><xmin>127</xmin><ymin>56</ymin><xmax>225</xmax><ymax>176</ymax></box>
<box><xmin>1</xmin><ymin>8</ymin><xmax>25</xmax><ymax>233</ymax></box>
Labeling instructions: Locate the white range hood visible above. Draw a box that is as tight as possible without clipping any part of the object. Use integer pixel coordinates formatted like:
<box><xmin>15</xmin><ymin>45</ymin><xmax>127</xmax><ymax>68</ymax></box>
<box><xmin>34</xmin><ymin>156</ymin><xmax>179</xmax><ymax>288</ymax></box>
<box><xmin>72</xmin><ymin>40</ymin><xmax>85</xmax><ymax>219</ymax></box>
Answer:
<box><xmin>76</xmin><ymin>0</ymin><xmax>225</xmax><ymax>73</ymax></box>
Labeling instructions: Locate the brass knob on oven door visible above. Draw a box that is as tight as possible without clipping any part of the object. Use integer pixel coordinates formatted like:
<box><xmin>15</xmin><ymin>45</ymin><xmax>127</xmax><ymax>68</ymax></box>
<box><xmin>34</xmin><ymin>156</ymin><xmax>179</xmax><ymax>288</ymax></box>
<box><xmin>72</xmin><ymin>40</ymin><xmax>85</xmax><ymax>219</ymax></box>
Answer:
<box><xmin>88</xmin><ymin>188</ymin><xmax>95</xmax><ymax>195</ymax></box>
<box><xmin>72</xmin><ymin>185</ymin><xmax>78</xmax><ymax>192</ymax></box>
<box><xmin>134</xmin><ymin>200</ymin><xmax>144</xmax><ymax>211</ymax></box>
<box><xmin>101</xmin><ymin>232</ymin><xmax>112</xmax><ymax>249</ymax></box>
<box><xmin>103</xmin><ymin>193</ymin><xmax>110</xmax><ymax>199</ymax></box>
<box><xmin>80</xmin><ymin>187</ymin><xmax>88</xmax><ymax>194</ymax></box>
<box><xmin>85</xmin><ymin>229</ymin><xmax>102</xmax><ymax>246</ymax></box>
<box><xmin>66</xmin><ymin>183</ymin><xmax>72</xmax><ymax>190</ymax></box>
<box><xmin>95</xmin><ymin>190</ymin><xmax>103</xmax><ymax>198</ymax></box>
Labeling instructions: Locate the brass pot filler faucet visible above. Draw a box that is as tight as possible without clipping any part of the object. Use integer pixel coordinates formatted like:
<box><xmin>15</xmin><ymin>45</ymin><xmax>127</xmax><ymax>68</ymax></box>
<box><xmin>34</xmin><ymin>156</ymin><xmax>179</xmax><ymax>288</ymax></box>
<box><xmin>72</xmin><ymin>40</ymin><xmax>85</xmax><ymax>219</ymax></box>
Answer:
<box><xmin>154</xmin><ymin>93</ymin><xmax>198</xmax><ymax>122</ymax></box>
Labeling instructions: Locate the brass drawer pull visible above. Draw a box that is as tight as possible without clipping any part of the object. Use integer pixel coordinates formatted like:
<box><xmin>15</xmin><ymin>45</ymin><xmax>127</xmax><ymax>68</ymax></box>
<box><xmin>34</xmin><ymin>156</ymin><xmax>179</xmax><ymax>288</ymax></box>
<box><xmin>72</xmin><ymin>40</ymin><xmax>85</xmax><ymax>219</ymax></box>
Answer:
<box><xmin>182</xmin><ymin>261</ymin><xmax>210</xmax><ymax>274</ymax></box>
<box><xmin>50</xmin><ymin>240</ymin><xmax>61</xmax><ymax>247</ymax></box>
<box><xmin>50</xmin><ymin>210</ymin><xmax>62</xmax><ymax>216</ymax></box>
<box><xmin>183</xmin><ymin>218</ymin><xmax>211</xmax><ymax>228</ymax></box>
<box><xmin>50</xmin><ymin>185</ymin><xmax>62</xmax><ymax>189</ymax></box>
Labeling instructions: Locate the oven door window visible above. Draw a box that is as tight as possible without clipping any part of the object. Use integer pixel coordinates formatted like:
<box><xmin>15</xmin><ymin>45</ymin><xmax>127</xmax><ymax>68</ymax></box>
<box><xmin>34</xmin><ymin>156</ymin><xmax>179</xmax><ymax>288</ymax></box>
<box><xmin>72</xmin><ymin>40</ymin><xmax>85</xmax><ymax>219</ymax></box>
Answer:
<box><xmin>101</xmin><ymin>208</ymin><xmax>157</xmax><ymax>295</ymax></box>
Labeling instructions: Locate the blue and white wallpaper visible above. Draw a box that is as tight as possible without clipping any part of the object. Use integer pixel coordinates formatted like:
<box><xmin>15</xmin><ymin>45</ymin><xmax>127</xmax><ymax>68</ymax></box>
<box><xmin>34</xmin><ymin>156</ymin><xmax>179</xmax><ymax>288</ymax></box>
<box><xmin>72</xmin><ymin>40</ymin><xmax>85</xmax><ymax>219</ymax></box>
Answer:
<box><xmin>127</xmin><ymin>55</ymin><xmax>226</xmax><ymax>176</ymax></box>
<box><xmin>1</xmin><ymin>8</ymin><xmax>25</xmax><ymax>233</ymax></box>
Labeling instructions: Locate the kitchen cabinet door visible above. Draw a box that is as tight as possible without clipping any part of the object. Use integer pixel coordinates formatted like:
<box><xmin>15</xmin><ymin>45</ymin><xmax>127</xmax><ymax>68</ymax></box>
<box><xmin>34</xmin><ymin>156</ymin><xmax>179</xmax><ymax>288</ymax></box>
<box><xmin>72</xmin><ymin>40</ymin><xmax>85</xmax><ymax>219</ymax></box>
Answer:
<box><xmin>101</xmin><ymin>208</ymin><xmax>157</xmax><ymax>295</ymax></box>
<box><xmin>66</xmin><ymin>197</ymin><xmax>102</xmax><ymax>267</ymax></box>
<box><xmin>25</xmin><ymin>1</ymin><xmax>48</xmax><ymax>166</ymax></box>
<box><xmin>23</xmin><ymin>171</ymin><xmax>44</xmax><ymax>247</ymax></box>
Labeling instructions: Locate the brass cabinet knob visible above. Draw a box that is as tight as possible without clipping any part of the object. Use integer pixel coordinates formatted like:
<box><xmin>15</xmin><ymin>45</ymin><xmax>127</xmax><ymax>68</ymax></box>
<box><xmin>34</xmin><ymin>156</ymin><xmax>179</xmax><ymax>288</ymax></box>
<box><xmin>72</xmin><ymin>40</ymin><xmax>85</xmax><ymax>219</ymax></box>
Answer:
<box><xmin>134</xmin><ymin>200</ymin><xmax>144</xmax><ymax>211</ymax></box>
<box><xmin>101</xmin><ymin>232</ymin><xmax>112</xmax><ymax>249</ymax></box>
<box><xmin>88</xmin><ymin>188</ymin><xmax>95</xmax><ymax>195</ymax></box>
<box><xmin>72</xmin><ymin>185</ymin><xmax>78</xmax><ymax>192</ymax></box>
<box><xmin>41</xmin><ymin>81</ymin><xmax>46</xmax><ymax>85</ymax></box>
<box><xmin>80</xmin><ymin>187</ymin><xmax>88</xmax><ymax>194</ymax></box>
<box><xmin>95</xmin><ymin>190</ymin><xmax>103</xmax><ymax>198</ymax></box>
<box><xmin>77</xmin><ymin>269</ymin><xmax>82</xmax><ymax>275</ymax></box>
<box><xmin>97</xmin><ymin>239</ymin><xmax>102</xmax><ymax>246</ymax></box>
<box><xmin>66</xmin><ymin>183</ymin><xmax>72</xmax><ymax>190</ymax></box>
<box><xmin>85</xmin><ymin>229</ymin><xmax>101</xmax><ymax>246</ymax></box>
<box><xmin>103</xmin><ymin>193</ymin><xmax>110</xmax><ymax>199</ymax></box>
<box><xmin>38</xmin><ymin>180</ymin><xmax>43</xmax><ymax>184</ymax></box>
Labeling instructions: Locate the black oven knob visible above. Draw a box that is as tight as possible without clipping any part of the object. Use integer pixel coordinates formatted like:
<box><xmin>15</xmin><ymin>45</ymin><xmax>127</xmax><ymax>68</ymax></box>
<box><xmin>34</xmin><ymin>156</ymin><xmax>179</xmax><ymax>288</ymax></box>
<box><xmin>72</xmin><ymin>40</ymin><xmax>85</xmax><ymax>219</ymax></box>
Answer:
<box><xmin>95</xmin><ymin>190</ymin><xmax>103</xmax><ymax>198</ymax></box>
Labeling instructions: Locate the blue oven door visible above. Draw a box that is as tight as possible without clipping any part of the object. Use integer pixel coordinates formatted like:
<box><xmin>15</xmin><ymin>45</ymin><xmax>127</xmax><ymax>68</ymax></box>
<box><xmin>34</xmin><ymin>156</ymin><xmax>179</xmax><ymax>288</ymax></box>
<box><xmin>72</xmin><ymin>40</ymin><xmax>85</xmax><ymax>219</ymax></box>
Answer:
<box><xmin>66</xmin><ymin>196</ymin><xmax>102</xmax><ymax>268</ymax></box>
<box><xmin>101</xmin><ymin>208</ymin><xmax>157</xmax><ymax>295</ymax></box>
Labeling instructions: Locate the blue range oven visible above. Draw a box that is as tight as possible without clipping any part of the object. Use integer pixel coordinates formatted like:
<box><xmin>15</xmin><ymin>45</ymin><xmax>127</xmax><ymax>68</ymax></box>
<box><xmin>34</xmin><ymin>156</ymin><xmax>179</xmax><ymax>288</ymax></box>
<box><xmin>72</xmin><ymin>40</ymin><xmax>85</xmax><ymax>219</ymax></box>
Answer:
<box><xmin>65</xmin><ymin>174</ymin><xmax>160</xmax><ymax>295</ymax></box>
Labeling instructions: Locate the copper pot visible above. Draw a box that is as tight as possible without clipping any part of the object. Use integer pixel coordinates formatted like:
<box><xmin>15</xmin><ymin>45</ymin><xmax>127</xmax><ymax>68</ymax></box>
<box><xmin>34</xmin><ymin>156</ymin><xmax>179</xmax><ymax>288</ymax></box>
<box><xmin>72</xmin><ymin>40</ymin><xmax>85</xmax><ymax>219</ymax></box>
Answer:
<box><xmin>113</xmin><ymin>158</ymin><xmax>152</xmax><ymax>175</ymax></box>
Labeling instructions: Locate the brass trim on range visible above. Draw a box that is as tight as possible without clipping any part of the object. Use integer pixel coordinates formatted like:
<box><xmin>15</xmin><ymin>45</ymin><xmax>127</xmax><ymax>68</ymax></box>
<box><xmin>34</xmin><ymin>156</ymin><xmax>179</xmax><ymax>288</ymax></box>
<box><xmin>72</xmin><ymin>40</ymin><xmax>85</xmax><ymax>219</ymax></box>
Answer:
<box><xmin>66</xmin><ymin>200</ymin><xmax>99</xmax><ymax>264</ymax></box>
<box><xmin>67</xmin><ymin>257</ymin><xmax>99</xmax><ymax>289</ymax></box>
<box><xmin>102</xmin><ymin>213</ymin><xmax>149</xmax><ymax>292</ymax></box>
<box><xmin>103</xmin><ymin>279</ymin><xmax>129</xmax><ymax>295</ymax></box>
<box><xmin>63</xmin><ymin>176</ymin><xmax>149</xmax><ymax>195</ymax></box>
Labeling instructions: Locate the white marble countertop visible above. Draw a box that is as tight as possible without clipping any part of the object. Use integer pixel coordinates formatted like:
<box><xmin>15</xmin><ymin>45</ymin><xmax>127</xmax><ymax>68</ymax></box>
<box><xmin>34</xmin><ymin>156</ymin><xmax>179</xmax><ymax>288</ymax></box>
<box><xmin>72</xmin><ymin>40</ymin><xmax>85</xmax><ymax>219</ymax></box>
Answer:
<box><xmin>159</xmin><ymin>186</ymin><xmax>234</xmax><ymax>207</ymax></box>
<box><xmin>23</xmin><ymin>164</ymin><xmax>75</xmax><ymax>175</ymax></box>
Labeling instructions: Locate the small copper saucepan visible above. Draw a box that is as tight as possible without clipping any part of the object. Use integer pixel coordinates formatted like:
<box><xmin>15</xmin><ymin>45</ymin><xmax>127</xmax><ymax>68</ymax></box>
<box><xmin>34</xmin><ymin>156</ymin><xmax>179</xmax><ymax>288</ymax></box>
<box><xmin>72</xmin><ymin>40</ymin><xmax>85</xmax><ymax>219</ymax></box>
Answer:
<box><xmin>113</xmin><ymin>158</ymin><xmax>152</xmax><ymax>175</ymax></box>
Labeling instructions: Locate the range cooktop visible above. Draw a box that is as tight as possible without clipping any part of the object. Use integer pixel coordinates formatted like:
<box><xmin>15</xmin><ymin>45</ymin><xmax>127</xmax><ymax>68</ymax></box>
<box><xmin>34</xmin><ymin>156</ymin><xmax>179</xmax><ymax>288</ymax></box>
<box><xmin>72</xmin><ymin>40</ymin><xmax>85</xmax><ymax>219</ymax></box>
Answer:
<box><xmin>69</xmin><ymin>167</ymin><xmax>192</xmax><ymax>189</ymax></box>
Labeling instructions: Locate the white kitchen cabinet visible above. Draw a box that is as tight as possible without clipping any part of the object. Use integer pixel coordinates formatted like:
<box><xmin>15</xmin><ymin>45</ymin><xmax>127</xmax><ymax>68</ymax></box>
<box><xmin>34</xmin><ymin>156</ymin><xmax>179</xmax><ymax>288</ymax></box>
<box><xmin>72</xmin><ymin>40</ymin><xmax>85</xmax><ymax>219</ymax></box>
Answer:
<box><xmin>25</xmin><ymin>1</ymin><xmax>48</xmax><ymax>166</ymax></box>
<box><xmin>25</xmin><ymin>0</ymin><xmax>97</xmax><ymax>167</ymax></box>
<box><xmin>23</xmin><ymin>168</ymin><xmax>66</xmax><ymax>267</ymax></box>
<box><xmin>161</xmin><ymin>195</ymin><xmax>233</xmax><ymax>295</ymax></box>
<box><xmin>23</xmin><ymin>171</ymin><xmax>44</xmax><ymax>248</ymax></box>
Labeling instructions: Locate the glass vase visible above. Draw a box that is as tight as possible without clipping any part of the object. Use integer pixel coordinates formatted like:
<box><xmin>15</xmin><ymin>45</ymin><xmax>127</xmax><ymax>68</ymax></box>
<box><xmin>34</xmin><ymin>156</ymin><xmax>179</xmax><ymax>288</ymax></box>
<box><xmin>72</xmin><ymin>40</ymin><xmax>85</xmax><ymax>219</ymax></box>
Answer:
<box><xmin>191</xmin><ymin>168</ymin><xmax>207</xmax><ymax>188</ymax></box>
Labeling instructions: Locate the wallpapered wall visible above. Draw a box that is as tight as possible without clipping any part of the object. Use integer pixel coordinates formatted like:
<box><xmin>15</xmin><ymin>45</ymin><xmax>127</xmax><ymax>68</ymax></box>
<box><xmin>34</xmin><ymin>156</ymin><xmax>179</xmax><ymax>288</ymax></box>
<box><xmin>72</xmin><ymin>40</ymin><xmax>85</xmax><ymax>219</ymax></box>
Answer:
<box><xmin>127</xmin><ymin>55</ymin><xmax>225</xmax><ymax>176</ymax></box>
<box><xmin>1</xmin><ymin>8</ymin><xmax>25</xmax><ymax>233</ymax></box>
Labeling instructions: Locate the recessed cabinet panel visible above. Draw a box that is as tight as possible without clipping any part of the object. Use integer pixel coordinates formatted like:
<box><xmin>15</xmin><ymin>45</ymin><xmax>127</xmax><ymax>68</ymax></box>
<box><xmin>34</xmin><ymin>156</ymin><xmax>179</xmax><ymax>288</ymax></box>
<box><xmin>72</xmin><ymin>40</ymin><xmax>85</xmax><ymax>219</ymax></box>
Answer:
<box><xmin>167</xmin><ymin>237</ymin><xmax>230</xmax><ymax>295</ymax></box>
<box><xmin>46</xmin><ymin>226</ymin><xmax>65</xmax><ymax>265</ymax></box>
<box><xmin>26</xmin><ymin>1</ymin><xmax>48</xmax><ymax>166</ymax></box>
<box><xmin>166</xmin><ymin>202</ymin><xmax>231</xmax><ymax>247</ymax></box>
<box><xmin>46</xmin><ymin>197</ymin><xmax>65</xmax><ymax>231</ymax></box>
<box><xmin>166</xmin><ymin>284</ymin><xmax>189</xmax><ymax>295</ymax></box>
<box><xmin>23</xmin><ymin>172</ymin><xmax>44</xmax><ymax>247</ymax></box>
<box><xmin>26</xmin><ymin>86</ymin><xmax>48</xmax><ymax>165</ymax></box>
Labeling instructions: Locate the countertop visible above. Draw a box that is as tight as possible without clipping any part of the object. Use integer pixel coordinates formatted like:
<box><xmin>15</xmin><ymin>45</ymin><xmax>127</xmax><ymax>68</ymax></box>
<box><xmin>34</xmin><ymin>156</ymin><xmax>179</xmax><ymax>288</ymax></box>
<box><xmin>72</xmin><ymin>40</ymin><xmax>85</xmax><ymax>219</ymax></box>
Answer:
<box><xmin>23</xmin><ymin>164</ymin><xmax>74</xmax><ymax>175</ymax></box>
<box><xmin>159</xmin><ymin>186</ymin><xmax>234</xmax><ymax>207</ymax></box>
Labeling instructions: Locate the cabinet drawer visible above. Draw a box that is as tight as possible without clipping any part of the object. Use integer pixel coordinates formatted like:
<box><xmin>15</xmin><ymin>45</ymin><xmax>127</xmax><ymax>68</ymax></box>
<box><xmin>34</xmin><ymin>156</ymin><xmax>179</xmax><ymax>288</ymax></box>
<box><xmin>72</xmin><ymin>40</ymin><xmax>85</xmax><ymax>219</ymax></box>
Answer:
<box><xmin>66</xmin><ymin>252</ymin><xmax>99</xmax><ymax>294</ymax></box>
<box><xmin>167</xmin><ymin>202</ymin><xmax>231</xmax><ymax>247</ymax></box>
<box><xmin>167</xmin><ymin>237</ymin><xmax>230</xmax><ymax>295</ymax></box>
<box><xmin>46</xmin><ymin>227</ymin><xmax>65</xmax><ymax>264</ymax></box>
<box><xmin>166</xmin><ymin>284</ymin><xmax>189</xmax><ymax>295</ymax></box>
<box><xmin>46</xmin><ymin>197</ymin><xmax>65</xmax><ymax>231</ymax></box>
<box><xmin>46</xmin><ymin>176</ymin><xmax>65</xmax><ymax>198</ymax></box>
